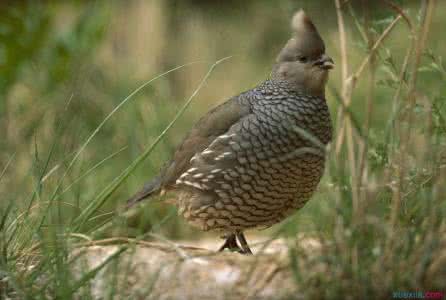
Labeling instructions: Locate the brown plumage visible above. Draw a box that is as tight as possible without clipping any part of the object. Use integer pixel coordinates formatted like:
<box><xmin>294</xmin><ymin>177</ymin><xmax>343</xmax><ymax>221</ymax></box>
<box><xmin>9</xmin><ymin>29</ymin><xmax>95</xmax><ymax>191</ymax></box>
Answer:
<box><xmin>126</xmin><ymin>10</ymin><xmax>334</xmax><ymax>254</ymax></box>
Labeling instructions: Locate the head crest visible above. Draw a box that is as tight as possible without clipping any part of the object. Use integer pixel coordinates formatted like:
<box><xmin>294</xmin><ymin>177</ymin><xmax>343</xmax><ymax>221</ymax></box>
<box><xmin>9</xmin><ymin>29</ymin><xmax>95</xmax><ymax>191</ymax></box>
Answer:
<box><xmin>276</xmin><ymin>10</ymin><xmax>325</xmax><ymax>63</ymax></box>
<box><xmin>291</xmin><ymin>10</ymin><xmax>317</xmax><ymax>34</ymax></box>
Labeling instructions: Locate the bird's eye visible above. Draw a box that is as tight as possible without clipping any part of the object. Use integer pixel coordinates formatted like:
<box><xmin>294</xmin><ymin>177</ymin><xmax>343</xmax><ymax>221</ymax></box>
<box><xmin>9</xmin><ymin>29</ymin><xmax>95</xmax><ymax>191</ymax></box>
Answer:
<box><xmin>297</xmin><ymin>55</ymin><xmax>308</xmax><ymax>63</ymax></box>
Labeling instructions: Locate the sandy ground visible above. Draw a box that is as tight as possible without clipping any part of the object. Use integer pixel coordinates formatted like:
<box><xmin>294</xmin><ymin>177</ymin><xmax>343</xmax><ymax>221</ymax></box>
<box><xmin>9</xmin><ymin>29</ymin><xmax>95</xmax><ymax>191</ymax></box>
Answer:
<box><xmin>72</xmin><ymin>237</ymin><xmax>322</xmax><ymax>299</ymax></box>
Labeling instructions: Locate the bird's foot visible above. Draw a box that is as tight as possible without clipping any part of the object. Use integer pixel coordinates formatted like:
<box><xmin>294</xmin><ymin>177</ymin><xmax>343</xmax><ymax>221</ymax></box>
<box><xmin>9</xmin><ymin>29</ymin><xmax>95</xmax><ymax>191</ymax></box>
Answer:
<box><xmin>218</xmin><ymin>233</ymin><xmax>244</xmax><ymax>253</ymax></box>
<box><xmin>218</xmin><ymin>232</ymin><xmax>253</xmax><ymax>255</ymax></box>
<box><xmin>236</xmin><ymin>231</ymin><xmax>253</xmax><ymax>255</ymax></box>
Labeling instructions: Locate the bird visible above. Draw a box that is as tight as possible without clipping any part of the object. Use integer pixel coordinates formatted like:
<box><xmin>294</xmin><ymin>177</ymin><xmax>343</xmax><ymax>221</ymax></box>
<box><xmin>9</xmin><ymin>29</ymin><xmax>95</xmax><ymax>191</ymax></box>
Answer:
<box><xmin>126</xmin><ymin>10</ymin><xmax>333</xmax><ymax>254</ymax></box>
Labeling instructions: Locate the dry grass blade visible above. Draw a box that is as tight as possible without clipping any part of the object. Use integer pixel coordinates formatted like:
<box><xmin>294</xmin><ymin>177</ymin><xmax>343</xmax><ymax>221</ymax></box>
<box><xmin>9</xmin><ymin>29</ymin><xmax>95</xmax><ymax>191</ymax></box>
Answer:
<box><xmin>386</xmin><ymin>0</ymin><xmax>436</xmax><ymax>260</ymax></box>
<box><xmin>353</xmin><ymin>15</ymin><xmax>402</xmax><ymax>80</ymax></box>
<box><xmin>335</xmin><ymin>12</ymin><xmax>404</xmax><ymax>155</ymax></box>
<box><xmin>87</xmin><ymin>56</ymin><xmax>232</xmax><ymax>234</ymax></box>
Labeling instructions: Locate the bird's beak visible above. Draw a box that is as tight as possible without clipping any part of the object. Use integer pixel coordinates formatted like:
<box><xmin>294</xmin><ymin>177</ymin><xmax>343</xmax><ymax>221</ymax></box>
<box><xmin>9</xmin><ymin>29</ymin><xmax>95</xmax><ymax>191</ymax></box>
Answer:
<box><xmin>314</xmin><ymin>54</ymin><xmax>334</xmax><ymax>70</ymax></box>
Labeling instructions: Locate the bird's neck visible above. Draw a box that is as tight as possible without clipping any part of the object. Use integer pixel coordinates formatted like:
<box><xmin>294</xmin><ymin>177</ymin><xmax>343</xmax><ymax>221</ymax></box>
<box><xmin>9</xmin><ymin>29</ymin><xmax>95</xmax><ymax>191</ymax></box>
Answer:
<box><xmin>268</xmin><ymin>75</ymin><xmax>326</xmax><ymax>98</ymax></box>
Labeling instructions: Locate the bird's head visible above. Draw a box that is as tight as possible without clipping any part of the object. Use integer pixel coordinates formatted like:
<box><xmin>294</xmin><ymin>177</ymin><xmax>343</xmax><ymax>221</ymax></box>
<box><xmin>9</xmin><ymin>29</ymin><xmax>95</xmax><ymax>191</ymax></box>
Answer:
<box><xmin>272</xmin><ymin>10</ymin><xmax>333</xmax><ymax>97</ymax></box>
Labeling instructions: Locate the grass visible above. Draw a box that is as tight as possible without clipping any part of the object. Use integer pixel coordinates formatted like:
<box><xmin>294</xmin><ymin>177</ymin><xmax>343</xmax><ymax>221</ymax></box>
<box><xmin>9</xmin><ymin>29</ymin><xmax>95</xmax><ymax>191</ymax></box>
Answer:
<box><xmin>0</xmin><ymin>0</ymin><xmax>445</xmax><ymax>299</ymax></box>
<box><xmin>0</xmin><ymin>56</ymin><xmax>228</xmax><ymax>298</ymax></box>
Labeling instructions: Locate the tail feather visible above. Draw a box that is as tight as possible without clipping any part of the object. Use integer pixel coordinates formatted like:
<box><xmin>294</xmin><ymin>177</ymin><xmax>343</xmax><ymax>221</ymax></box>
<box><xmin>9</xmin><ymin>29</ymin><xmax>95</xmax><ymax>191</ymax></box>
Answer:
<box><xmin>126</xmin><ymin>176</ymin><xmax>162</xmax><ymax>209</ymax></box>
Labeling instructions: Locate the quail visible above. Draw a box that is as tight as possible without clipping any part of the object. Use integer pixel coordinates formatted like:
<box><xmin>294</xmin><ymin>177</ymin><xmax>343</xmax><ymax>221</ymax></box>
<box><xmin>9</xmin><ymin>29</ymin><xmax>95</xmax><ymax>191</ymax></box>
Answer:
<box><xmin>126</xmin><ymin>10</ymin><xmax>333</xmax><ymax>254</ymax></box>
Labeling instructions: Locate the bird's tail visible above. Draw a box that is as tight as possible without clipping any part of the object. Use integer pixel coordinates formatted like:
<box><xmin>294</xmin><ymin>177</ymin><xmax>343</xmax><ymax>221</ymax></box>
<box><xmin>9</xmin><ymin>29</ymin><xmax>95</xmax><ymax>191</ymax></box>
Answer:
<box><xmin>126</xmin><ymin>176</ymin><xmax>162</xmax><ymax>209</ymax></box>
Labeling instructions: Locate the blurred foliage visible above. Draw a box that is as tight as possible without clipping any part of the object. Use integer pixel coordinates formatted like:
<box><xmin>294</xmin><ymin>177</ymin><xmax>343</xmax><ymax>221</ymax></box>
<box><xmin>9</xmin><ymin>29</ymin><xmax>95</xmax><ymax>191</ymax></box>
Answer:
<box><xmin>0</xmin><ymin>0</ymin><xmax>445</xmax><ymax>298</ymax></box>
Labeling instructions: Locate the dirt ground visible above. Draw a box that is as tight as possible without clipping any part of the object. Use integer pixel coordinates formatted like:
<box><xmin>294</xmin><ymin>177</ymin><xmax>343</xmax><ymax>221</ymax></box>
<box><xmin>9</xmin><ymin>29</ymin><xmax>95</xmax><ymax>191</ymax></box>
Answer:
<box><xmin>72</xmin><ymin>237</ymin><xmax>323</xmax><ymax>299</ymax></box>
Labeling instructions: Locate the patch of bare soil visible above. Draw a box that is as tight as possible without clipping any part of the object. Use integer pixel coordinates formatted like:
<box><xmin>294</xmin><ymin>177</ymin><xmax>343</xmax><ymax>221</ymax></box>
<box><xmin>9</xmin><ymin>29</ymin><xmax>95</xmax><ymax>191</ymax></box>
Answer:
<box><xmin>72</xmin><ymin>237</ymin><xmax>323</xmax><ymax>299</ymax></box>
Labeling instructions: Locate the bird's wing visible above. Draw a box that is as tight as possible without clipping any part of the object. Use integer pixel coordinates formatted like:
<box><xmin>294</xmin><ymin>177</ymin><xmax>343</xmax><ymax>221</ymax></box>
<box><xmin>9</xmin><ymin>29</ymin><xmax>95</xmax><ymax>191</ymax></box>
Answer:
<box><xmin>172</xmin><ymin>112</ymin><xmax>260</xmax><ymax>192</ymax></box>
<box><xmin>161</xmin><ymin>95</ymin><xmax>252</xmax><ymax>187</ymax></box>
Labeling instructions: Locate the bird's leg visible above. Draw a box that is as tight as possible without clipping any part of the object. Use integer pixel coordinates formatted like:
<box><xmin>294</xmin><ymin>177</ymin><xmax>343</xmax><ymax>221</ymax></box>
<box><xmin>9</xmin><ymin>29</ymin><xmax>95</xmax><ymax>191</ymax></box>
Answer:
<box><xmin>235</xmin><ymin>231</ymin><xmax>253</xmax><ymax>255</ymax></box>
<box><xmin>218</xmin><ymin>233</ymin><xmax>243</xmax><ymax>252</ymax></box>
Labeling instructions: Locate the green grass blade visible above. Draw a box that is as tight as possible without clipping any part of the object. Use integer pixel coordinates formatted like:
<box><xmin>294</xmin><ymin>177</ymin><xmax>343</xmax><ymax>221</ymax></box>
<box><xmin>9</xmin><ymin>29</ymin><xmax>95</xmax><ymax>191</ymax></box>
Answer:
<box><xmin>73</xmin><ymin>56</ymin><xmax>232</xmax><ymax>231</ymax></box>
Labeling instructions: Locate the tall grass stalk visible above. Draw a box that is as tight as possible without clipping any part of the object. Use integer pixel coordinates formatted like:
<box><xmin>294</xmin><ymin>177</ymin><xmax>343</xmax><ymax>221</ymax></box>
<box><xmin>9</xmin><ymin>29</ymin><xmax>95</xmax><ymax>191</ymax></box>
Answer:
<box><xmin>0</xmin><ymin>57</ymin><xmax>229</xmax><ymax>298</ymax></box>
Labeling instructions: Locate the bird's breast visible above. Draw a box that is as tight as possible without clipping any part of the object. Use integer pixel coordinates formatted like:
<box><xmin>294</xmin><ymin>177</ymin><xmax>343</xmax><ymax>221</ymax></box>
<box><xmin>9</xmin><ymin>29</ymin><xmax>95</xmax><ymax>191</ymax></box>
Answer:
<box><xmin>252</xmin><ymin>94</ymin><xmax>332</xmax><ymax>146</ymax></box>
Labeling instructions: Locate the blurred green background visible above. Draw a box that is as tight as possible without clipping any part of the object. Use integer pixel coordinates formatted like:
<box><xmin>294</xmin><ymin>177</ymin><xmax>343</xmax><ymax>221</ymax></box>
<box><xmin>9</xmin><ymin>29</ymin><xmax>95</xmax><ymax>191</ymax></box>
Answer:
<box><xmin>0</xmin><ymin>0</ymin><xmax>446</xmax><ymax>234</ymax></box>
<box><xmin>0</xmin><ymin>0</ymin><xmax>446</xmax><ymax>236</ymax></box>
<box><xmin>1</xmin><ymin>1</ymin><xmax>445</xmax><ymax>242</ymax></box>
<box><xmin>1</xmin><ymin>0</ymin><xmax>446</xmax><ymax>298</ymax></box>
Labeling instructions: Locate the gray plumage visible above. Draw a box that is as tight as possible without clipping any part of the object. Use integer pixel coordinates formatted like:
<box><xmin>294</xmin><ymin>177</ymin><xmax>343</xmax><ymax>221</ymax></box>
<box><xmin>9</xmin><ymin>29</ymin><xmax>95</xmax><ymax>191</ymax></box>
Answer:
<box><xmin>126</xmin><ymin>10</ymin><xmax>333</xmax><ymax>254</ymax></box>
